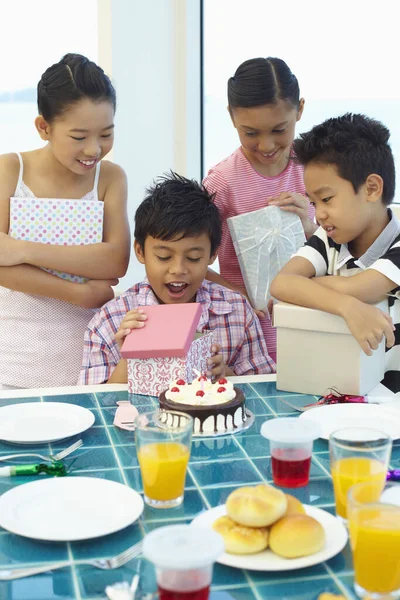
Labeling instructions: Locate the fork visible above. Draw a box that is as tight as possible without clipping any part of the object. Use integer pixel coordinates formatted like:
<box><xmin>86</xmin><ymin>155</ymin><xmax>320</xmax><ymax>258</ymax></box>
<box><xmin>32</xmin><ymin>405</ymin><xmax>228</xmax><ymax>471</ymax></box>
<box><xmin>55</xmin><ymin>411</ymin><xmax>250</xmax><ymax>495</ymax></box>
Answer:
<box><xmin>0</xmin><ymin>439</ymin><xmax>83</xmax><ymax>463</ymax></box>
<box><xmin>0</xmin><ymin>540</ymin><xmax>143</xmax><ymax>580</ymax></box>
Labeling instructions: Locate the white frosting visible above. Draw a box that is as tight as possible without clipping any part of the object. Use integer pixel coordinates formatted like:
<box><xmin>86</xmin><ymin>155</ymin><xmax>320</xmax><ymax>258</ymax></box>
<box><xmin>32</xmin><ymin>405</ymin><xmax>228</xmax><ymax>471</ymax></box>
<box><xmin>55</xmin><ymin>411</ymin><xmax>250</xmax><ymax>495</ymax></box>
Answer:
<box><xmin>163</xmin><ymin>377</ymin><xmax>245</xmax><ymax>434</ymax></box>
<box><xmin>165</xmin><ymin>377</ymin><xmax>236</xmax><ymax>406</ymax></box>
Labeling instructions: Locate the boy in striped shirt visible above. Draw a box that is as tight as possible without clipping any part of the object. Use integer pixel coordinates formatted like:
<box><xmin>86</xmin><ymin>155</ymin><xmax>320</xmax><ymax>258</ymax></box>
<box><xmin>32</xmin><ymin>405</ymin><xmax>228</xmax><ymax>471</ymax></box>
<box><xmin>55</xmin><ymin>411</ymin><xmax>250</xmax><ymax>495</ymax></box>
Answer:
<box><xmin>271</xmin><ymin>113</ymin><xmax>400</xmax><ymax>399</ymax></box>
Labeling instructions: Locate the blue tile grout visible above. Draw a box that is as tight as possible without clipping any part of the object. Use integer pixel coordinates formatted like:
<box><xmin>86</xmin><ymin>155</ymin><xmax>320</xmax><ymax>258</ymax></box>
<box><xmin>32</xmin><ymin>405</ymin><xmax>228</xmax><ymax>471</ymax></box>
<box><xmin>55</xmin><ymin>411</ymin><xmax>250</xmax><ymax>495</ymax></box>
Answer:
<box><xmin>91</xmin><ymin>391</ymin><xmax>146</xmax><ymax>542</ymax></box>
<box><xmin>247</xmin><ymin>383</ymin><xmax>279</xmax><ymax>417</ymax></box>
<box><xmin>67</xmin><ymin>541</ymin><xmax>83</xmax><ymax>600</ymax></box>
<box><xmin>243</xmin><ymin>571</ymin><xmax>264</xmax><ymax>600</ymax></box>
<box><xmin>324</xmin><ymin>563</ymin><xmax>356</xmax><ymax>599</ymax></box>
<box><xmin>312</xmin><ymin>453</ymin><xmax>333</xmax><ymax>479</ymax></box>
<box><xmin>186</xmin><ymin>464</ymin><xmax>212</xmax><ymax>511</ymax></box>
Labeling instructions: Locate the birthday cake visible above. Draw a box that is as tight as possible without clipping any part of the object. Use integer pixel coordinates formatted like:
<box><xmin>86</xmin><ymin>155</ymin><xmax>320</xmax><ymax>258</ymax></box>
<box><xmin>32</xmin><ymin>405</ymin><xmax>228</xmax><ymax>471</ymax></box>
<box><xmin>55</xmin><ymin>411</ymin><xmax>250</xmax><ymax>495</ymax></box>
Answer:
<box><xmin>159</xmin><ymin>376</ymin><xmax>246</xmax><ymax>434</ymax></box>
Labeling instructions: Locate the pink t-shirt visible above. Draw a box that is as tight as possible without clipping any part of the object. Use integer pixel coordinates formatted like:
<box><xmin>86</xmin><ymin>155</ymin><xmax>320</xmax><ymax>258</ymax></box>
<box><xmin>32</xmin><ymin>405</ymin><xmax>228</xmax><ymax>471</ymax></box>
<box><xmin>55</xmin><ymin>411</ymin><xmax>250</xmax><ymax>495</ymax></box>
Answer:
<box><xmin>203</xmin><ymin>147</ymin><xmax>314</xmax><ymax>360</ymax></box>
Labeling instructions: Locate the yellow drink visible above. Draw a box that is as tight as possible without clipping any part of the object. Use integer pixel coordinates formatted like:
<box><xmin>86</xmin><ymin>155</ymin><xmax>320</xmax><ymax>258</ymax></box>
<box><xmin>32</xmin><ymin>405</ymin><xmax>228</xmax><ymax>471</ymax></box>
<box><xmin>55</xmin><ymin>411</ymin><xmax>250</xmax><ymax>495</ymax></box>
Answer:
<box><xmin>138</xmin><ymin>442</ymin><xmax>190</xmax><ymax>502</ymax></box>
<box><xmin>331</xmin><ymin>457</ymin><xmax>386</xmax><ymax>518</ymax></box>
<box><xmin>349</xmin><ymin>506</ymin><xmax>400</xmax><ymax>594</ymax></box>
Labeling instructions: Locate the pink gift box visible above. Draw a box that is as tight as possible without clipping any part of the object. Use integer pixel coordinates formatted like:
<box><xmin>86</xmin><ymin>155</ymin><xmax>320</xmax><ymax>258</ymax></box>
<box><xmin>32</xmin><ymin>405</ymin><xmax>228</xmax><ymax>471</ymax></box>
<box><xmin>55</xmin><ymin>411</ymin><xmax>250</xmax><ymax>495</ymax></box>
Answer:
<box><xmin>121</xmin><ymin>304</ymin><xmax>214</xmax><ymax>396</ymax></box>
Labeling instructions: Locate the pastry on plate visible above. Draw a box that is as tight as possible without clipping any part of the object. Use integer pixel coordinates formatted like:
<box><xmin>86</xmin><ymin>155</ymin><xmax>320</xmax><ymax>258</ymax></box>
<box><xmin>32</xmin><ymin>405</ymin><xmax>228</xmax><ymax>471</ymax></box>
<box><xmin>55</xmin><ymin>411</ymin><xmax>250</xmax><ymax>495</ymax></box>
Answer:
<box><xmin>212</xmin><ymin>515</ymin><xmax>269</xmax><ymax>554</ymax></box>
<box><xmin>284</xmin><ymin>493</ymin><xmax>305</xmax><ymax>516</ymax></box>
<box><xmin>269</xmin><ymin>514</ymin><xmax>325</xmax><ymax>558</ymax></box>
<box><xmin>226</xmin><ymin>484</ymin><xmax>287</xmax><ymax>527</ymax></box>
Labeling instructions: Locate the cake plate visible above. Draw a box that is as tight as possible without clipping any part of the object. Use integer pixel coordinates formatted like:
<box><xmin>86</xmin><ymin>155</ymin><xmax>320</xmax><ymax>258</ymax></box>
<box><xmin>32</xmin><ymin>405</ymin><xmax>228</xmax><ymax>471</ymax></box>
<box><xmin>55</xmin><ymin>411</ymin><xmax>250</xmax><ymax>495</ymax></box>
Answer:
<box><xmin>192</xmin><ymin>408</ymin><xmax>255</xmax><ymax>438</ymax></box>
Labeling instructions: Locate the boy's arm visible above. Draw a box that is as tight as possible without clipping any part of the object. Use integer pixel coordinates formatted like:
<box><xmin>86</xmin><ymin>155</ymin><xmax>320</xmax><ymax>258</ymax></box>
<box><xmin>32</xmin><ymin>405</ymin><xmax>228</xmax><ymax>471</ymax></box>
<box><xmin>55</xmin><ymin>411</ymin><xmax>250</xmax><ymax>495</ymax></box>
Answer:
<box><xmin>0</xmin><ymin>164</ymin><xmax>131</xmax><ymax>279</ymax></box>
<box><xmin>271</xmin><ymin>257</ymin><xmax>395</xmax><ymax>356</ymax></box>
<box><xmin>107</xmin><ymin>358</ymin><xmax>128</xmax><ymax>383</ymax></box>
<box><xmin>78</xmin><ymin>310</ymin><xmax>122</xmax><ymax>385</ymax></box>
<box><xmin>270</xmin><ymin>257</ymin><xmax>350</xmax><ymax>315</ymax></box>
<box><xmin>314</xmin><ymin>270</ymin><xmax>395</xmax><ymax>304</ymax></box>
<box><xmin>229</xmin><ymin>299</ymin><xmax>276</xmax><ymax>375</ymax></box>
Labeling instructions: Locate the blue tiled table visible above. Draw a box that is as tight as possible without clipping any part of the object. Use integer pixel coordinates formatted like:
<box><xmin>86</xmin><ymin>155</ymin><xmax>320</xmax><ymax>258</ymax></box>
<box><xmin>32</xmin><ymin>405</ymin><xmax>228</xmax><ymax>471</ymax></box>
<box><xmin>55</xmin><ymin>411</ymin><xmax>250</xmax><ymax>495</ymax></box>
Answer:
<box><xmin>0</xmin><ymin>380</ymin><xmax>398</xmax><ymax>600</ymax></box>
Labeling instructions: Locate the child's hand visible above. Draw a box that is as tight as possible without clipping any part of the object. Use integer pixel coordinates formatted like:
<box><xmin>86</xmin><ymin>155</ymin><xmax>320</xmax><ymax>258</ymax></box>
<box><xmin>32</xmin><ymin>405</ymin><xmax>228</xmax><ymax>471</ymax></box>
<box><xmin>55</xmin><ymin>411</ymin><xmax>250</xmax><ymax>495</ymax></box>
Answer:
<box><xmin>82</xmin><ymin>279</ymin><xmax>119</xmax><ymax>308</ymax></box>
<box><xmin>340</xmin><ymin>297</ymin><xmax>395</xmax><ymax>355</ymax></box>
<box><xmin>207</xmin><ymin>343</ymin><xmax>231</xmax><ymax>379</ymax></box>
<box><xmin>115</xmin><ymin>309</ymin><xmax>148</xmax><ymax>350</ymax></box>
<box><xmin>267</xmin><ymin>192</ymin><xmax>308</xmax><ymax>220</ymax></box>
<box><xmin>267</xmin><ymin>192</ymin><xmax>316</xmax><ymax>237</ymax></box>
<box><xmin>0</xmin><ymin>232</ymin><xmax>24</xmax><ymax>266</ymax></box>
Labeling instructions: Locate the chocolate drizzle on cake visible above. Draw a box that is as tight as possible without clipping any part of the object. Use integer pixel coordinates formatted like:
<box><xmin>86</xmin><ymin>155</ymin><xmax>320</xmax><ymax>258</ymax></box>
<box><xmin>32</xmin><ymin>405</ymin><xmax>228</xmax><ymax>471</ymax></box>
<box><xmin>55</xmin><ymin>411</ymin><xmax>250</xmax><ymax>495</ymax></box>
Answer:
<box><xmin>159</xmin><ymin>387</ymin><xmax>246</xmax><ymax>433</ymax></box>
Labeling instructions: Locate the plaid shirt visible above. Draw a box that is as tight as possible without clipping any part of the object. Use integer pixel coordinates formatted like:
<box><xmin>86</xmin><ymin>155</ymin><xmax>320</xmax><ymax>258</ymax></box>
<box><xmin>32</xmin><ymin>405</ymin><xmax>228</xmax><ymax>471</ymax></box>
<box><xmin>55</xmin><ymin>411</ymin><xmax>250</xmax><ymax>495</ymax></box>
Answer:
<box><xmin>78</xmin><ymin>279</ymin><xmax>275</xmax><ymax>385</ymax></box>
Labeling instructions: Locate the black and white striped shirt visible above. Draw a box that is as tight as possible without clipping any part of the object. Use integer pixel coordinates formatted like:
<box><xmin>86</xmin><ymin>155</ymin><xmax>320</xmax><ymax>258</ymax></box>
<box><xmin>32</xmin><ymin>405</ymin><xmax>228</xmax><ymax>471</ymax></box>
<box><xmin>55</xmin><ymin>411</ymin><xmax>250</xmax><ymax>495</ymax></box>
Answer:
<box><xmin>295</xmin><ymin>209</ymin><xmax>400</xmax><ymax>400</ymax></box>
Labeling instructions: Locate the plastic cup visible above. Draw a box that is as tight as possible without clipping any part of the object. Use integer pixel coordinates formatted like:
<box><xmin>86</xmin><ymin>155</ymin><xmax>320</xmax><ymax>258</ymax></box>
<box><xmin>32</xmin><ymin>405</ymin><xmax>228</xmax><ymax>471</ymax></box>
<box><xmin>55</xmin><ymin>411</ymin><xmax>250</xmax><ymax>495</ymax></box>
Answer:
<box><xmin>261</xmin><ymin>417</ymin><xmax>321</xmax><ymax>488</ymax></box>
<box><xmin>143</xmin><ymin>524</ymin><xmax>224</xmax><ymax>600</ymax></box>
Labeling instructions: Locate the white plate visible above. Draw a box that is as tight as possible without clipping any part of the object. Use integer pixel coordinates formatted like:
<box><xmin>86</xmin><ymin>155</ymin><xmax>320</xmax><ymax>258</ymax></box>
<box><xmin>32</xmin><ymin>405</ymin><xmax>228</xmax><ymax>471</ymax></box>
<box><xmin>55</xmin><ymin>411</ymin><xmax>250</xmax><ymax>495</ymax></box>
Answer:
<box><xmin>0</xmin><ymin>402</ymin><xmax>95</xmax><ymax>444</ymax></box>
<box><xmin>299</xmin><ymin>403</ymin><xmax>400</xmax><ymax>441</ymax></box>
<box><xmin>0</xmin><ymin>477</ymin><xmax>144</xmax><ymax>541</ymax></box>
<box><xmin>191</xmin><ymin>504</ymin><xmax>347</xmax><ymax>571</ymax></box>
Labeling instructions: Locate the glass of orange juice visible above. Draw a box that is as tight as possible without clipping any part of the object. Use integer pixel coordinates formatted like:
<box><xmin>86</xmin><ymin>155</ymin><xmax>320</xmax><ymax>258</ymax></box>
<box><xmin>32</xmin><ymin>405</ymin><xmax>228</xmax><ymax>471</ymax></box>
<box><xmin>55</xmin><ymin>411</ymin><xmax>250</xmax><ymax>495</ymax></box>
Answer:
<box><xmin>348</xmin><ymin>481</ymin><xmax>400</xmax><ymax>598</ymax></box>
<box><xmin>329</xmin><ymin>427</ymin><xmax>391</xmax><ymax>522</ymax></box>
<box><xmin>134</xmin><ymin>410</ymin><xmax>193</xmax><ymax>509</ymax></box>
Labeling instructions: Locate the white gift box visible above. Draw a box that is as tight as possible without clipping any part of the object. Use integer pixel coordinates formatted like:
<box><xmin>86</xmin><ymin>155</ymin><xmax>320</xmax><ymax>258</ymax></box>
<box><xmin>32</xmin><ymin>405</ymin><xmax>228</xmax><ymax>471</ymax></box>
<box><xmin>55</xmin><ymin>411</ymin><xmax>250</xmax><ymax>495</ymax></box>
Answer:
<box><xmin>274</xmin><ymin>302</ymin><xmax>387</xmax><ymax>396</ymax></box>
<box><xmin>227</xmin><ymin>206</ymin><xmax>305</xmax><ymax>312</ymax></box>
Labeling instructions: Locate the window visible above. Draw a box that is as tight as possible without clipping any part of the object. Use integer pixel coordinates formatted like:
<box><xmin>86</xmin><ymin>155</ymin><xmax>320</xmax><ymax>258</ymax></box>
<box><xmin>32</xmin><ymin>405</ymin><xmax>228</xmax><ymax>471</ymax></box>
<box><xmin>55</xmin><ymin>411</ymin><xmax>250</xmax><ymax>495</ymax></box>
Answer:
<box><xmin>0</xmin><ymin>0</ymin><xmax>98</xmax><ymax>154</ymax></box>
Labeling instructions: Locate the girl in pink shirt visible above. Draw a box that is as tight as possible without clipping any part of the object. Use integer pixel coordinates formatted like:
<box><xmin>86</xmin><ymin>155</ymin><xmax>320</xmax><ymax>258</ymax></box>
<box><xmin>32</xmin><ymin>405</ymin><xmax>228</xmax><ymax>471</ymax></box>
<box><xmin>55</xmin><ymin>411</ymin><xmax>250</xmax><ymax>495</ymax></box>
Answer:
<box><xmin>204</xmin><ymin>57</ymin><xmax>316</xmax><ymax>362</ymax></box>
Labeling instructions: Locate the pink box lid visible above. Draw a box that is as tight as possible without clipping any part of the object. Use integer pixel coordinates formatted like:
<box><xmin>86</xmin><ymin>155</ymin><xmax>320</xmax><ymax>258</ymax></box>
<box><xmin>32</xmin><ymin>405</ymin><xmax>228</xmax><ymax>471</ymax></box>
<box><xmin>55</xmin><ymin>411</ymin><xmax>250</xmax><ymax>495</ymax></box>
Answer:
<box><xmin>120</xmin><ymin>303</ymin><xmax>203</xmax><ymax>359</ymax></box>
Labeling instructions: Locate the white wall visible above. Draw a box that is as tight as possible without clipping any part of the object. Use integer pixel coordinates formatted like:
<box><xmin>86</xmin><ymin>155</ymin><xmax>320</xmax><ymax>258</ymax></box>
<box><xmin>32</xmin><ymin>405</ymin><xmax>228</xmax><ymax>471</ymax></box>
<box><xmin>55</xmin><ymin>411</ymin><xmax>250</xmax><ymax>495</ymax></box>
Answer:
<box><xmin>101</xmin><ymin>0</ymin><xmax>201</xmax><ymax>289</ymax></box>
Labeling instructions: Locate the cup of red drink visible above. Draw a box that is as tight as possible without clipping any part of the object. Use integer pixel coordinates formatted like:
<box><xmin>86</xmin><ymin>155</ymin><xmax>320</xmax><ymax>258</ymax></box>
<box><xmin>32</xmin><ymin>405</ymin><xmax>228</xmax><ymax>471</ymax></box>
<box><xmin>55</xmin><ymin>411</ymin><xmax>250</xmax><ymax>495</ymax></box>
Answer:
<box><xmin>261</xmin><ymin>417</ymin><xmax>321</xmax><ymax>488</ymax></box>
<box><xmin>143</xmin><ymin>524</ymin><xmax>224</xmax><ymax>600</ymax></box>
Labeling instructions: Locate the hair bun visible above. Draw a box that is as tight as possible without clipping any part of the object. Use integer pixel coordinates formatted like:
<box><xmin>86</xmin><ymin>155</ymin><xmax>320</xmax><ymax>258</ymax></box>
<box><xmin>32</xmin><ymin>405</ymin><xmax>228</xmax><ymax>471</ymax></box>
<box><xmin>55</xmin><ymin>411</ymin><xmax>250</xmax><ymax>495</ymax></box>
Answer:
<box><xmin>60</xmin><ymin>53</ymin><xmax>89</xmax><ymax>68</ymax></box>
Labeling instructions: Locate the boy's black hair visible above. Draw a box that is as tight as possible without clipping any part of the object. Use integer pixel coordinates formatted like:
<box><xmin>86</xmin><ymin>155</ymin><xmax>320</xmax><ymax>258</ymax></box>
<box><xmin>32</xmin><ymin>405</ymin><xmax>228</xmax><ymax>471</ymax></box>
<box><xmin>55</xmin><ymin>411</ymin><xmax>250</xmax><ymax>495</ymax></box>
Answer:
<box><xmin>134</xmin><ymin>172</ymin><xmax>222</xmax><ymax>256</ymax></box>
<box><xmin>293</xmin><ymin>113</ymin><xmax>395</xmax><ymax>205</ymax></box>
<box><xmin>38</xmin><ymin>53</ymin><xmax>116</xmax><ymax>122</ymax></box>
<box><xmin>228</xmin><ymin>57</ymin><xmax>300</xmax><ymax>109</ymax></box>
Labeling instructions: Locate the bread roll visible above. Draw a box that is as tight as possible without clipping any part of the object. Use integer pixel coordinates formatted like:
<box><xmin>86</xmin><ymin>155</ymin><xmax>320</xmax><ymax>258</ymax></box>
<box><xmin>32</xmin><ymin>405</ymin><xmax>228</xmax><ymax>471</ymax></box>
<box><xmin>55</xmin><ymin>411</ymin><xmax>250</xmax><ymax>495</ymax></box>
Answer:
<box><xmin>212</xmin><ymin>515</ymin><xmax>269</xmax><ymax>555</ymax></box>
<box><xmin>269</xmin><ymin>515</ymin><xmax>325</xmax><ymax>558</ymax></box>
<box><xmin>284</xmin><ymin>494</ymin><xmax>305</xmax><ymax>516</ymax></box>
<box><xmin>226</xmin><ymin>485</ymin><xmax>287</xmax><ymax>527</ymax></box>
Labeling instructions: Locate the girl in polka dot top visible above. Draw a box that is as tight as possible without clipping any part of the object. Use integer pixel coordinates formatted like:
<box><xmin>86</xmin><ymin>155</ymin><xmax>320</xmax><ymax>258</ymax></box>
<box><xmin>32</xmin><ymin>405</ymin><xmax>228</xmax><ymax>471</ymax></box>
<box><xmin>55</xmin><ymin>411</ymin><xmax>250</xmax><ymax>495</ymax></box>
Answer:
<box><xmin>0</xmin><ymin>54</ymin><xmax>130</xmax><ymax>388</ymax></box>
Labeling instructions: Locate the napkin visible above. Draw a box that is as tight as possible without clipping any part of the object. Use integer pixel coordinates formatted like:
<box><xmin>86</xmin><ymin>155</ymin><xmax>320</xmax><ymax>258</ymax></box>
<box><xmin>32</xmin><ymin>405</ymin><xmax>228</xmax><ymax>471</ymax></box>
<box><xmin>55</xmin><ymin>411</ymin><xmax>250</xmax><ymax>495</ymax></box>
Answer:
<box><xmin>113</xmin><ymin>401</ymin><xmax>139</xmax><ymax>431</ymax></box>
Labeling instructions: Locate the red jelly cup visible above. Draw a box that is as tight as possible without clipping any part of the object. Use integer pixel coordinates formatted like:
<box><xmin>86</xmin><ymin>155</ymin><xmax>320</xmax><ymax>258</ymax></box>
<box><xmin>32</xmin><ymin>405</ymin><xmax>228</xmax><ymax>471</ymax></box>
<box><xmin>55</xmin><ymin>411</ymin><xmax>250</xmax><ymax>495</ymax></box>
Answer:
<box><xmin>143</xmin><ymin>524</ymin><xmax>224</xmax><ymax>600</ymax></box>
<box><xmin>261</xmin><ymin>417</ymin><xmax>321</xmax><ymax>488</ymax></box>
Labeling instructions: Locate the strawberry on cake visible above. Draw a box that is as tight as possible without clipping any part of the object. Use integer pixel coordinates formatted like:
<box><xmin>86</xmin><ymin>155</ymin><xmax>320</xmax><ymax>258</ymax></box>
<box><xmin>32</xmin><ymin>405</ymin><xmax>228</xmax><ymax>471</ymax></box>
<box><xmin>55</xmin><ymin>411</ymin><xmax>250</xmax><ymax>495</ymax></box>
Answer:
<box><xmin>159</xmin><ymin>375</ymin><xmax>246</xmax><ymax>434</ymax></box>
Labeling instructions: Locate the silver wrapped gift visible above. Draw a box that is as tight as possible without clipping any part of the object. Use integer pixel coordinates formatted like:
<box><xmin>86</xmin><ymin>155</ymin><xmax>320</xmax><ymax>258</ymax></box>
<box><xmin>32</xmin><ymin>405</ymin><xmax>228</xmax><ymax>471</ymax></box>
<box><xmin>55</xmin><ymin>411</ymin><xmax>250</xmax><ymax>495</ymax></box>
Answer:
<box><xmin>227</xmin><ymin>206</ymin><xmax>306</xmax><ymax>312</ymax></box>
